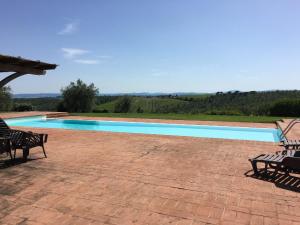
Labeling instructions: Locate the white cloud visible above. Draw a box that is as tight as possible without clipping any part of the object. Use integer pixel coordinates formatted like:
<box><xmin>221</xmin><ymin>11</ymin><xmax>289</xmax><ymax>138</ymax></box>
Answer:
<box><xmin>61</xmin><ymin>48</ymin><xmax>111</xmax><ymax>65</ymax></box>
<box><xmin>61</xmin><ymin>48</ymin><xmax>89</xmax><ymax>59</ymax></box>
<box><xmin>74</xmin><ymin>59</ymin><xmax>100</xmax><ymax>65</ymax></box>
<box><xmin>58</xmin><ymin>22</ymin><xmax>78</xmax><ymax>35</ymax></box>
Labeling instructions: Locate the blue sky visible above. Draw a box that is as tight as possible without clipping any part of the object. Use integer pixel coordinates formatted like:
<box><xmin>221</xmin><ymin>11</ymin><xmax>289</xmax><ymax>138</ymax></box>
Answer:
<box><xmin>1</xmin><ymin>0</ymin><xmax>300</xmax><ymax>94</ymax></box>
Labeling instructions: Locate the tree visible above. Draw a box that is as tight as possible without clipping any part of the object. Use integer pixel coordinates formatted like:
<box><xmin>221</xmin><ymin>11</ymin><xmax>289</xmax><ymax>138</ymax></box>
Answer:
<box><xmin>60</xmin><ymin>79</ymin><xmax>99</xmax><ymax>112</ymax></box>
<box><xmin>0</xmin><ymin>86</ymin><xmax>12</xmax><ymax>111</ymax></box>
<box><xmin>269</xmin><ymin>99</ymin><xmax>300</xmax><ymax>117</ymax></box>
<box><xmin>114</xmin><ymin>96</ymin><xmax>132</xmax><ymax>113</ymax></box>
<box><xmin>13</xmin><ymin>103</ymin><xmax>34</xmax><ymax>112</ymax></box>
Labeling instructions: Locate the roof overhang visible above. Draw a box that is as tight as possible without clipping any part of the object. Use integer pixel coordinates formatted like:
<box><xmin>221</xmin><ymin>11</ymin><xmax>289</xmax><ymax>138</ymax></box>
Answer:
<box><xmin>0</xmin><ymin>54</ymin><xmax>57</xmax><ymax>87</ymax></box>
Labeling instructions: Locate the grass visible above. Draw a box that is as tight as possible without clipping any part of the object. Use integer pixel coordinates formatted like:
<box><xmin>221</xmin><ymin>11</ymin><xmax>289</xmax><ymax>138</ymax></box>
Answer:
<box><xmin>71</xmin><ymin>113</ymin><xmax>283</xmax><ymax>123</ymax></box>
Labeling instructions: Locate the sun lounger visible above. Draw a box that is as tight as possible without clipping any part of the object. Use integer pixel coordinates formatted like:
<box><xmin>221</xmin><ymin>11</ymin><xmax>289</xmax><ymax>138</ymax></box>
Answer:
<box><xmin>249</xmin><ymin>153</ymin><xmax>300</xmax><ymax>175</ymax></box>
<box><xmin>282</xmin><ymin>149</ymin><xmax>298</xmax><ymax>156</ymax></box>
<box><xmin>0</xmin><ymin>118</ymin><xmax>48</xmax><ymax>160</ymax></box>
<box><xmin>281</xmin><ymin>139</ymin><xmax>300</xmax><ymax>149</ymax></box>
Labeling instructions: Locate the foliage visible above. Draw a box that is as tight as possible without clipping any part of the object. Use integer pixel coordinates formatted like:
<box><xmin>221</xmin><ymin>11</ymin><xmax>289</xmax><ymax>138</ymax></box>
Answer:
<box><xmin>269</xmin><ymin>99</ymin><xmax>300</xmax><ymax>116</ymax></box>
<box><xmin>60</xmin><ymin>79</ymin><xmax>99</xmax><ymax>113</ymax></box>
<box><xmin>114</xmin><ymin>96</ymin><xmax>132</xmax><ymax>113</ymax></box>
<box><xmin>13</xmin><ymin>103</ymin><xmax>34</xmax><ymax>111</ymax></box>
<box><xmin>14</xmin><ymin>98</ymin><xmax>61</xmax><ymax>111</ymax></box>
<box><xmin>56</xmin><ymin>101</ymin><xmax>66</xmax><ymax>112</ymax></box>
<box><xmin>0</xmin><ymin>86</ymin><xmax>12</xmax><ymax>111</ymax></box>
<box><xmin>136</xmin><ymin>107</ymin><xmax>143</xmax><ymax>113</ymax></box>
<box><xmin>96</xmin><ymin>95</ymin><xmax>119</xmax><ymax>104</ymax></box>
<box><xmin>92</xmin><ymin>109</ymin><xmax>108</xmax><ymax>113</ymax></box>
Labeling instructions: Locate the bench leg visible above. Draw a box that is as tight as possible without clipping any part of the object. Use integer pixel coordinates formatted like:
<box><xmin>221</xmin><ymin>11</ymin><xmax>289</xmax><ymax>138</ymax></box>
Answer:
<box><xmin>8</xmin><ymin>151</ymin><xmax>13</xmax><ymax>160</ymax></box>
<box><xmin>22</xmin><ymin>147</ymin><xmax>29</xmax><ymax>161</ymax></box>
<box><xmin>42</xmin><ymin>146</ymin><xmax>47</xmax><ymax>158</ymax></box>
<box><xmin>250</xmin><ymin>160</ymin><xmax>259</xmax><ymax>175</ymax></box>
<box><xmin>272</xmin><ymin>166</ymin><xmax>279</xmax><ymax>178</ymax></box>
<box><xmin>264</xmin><ymin>163</ymin><xmax>269</xmax><ymax>174</ymax></box>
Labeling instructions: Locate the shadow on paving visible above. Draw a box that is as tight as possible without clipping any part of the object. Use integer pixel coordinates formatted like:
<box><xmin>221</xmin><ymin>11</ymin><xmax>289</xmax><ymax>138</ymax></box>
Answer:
<box><xmin>245</xmin><ymin>169</ymin><xmax>300</xmax><ymax>193</ymax></box>
<box><xmin>0</xmin><ymin>156</ymin><xmax>47</xmax><ymax>198</ymax></box>
<box><xmin>0</xmin><ymin>157</ymin><xmax>43</xmax><ymax>170</ymax></box>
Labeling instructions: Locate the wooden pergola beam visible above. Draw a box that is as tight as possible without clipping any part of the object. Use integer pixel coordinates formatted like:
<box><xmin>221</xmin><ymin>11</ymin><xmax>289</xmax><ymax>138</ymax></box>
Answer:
<box><xmin>0</xmin><ymin>72</ymin><xmax>26</xmax><ymax>87</ymax></box>
<box><xmin>0</xmin><ymin>54</ymin><xmax>57</xmax><ymax>88</ymax></box>
<box><xmin>0</xmin><ymin>63</ymin><xmax>45</xmax><ymax>75</ymax></box>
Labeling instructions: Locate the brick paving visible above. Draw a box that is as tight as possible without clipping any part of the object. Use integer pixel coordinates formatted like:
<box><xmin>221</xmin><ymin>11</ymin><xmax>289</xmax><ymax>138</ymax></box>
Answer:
<box><xmin>0</xmin><ymin>116</ymin><xmax>300</xmax><ymax>225</ymax></box>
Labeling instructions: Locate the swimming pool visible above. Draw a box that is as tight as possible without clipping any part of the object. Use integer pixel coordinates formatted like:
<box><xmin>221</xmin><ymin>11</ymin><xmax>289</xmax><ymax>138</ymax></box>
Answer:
<box><xmin>5</xmin><ymin>116</ymin><xmax>281</xmax><ymax>142</ymax></box>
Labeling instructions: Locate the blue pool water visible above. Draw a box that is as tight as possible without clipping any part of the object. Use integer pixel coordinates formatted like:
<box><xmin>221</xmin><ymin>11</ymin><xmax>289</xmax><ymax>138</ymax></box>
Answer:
<box><xmin>5</xmin><ymin>116</ymin><xmax>281</xmax><ymax>142</ymax></box>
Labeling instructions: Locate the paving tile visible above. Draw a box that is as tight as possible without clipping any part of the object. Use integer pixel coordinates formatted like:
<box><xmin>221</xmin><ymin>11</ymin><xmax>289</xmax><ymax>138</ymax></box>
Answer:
<box><xmin>223</xmin><ymin>209</ymin><xmax>239</xmax><ymax>222</ymax></box>
<box><xmin>264</xmin><ymin>216</ymin><xmax>279</xmax><ymax>225</ymax></box>
<box><xmin>250</xmin><ymin>215</ymin><xmax>264</xmax><ymax>225</ymax></box>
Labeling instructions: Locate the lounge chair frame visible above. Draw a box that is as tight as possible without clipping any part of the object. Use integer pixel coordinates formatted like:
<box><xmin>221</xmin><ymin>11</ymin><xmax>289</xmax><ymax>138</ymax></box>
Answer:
<box><xmin>0</xmin><ymin>118</ymin><xmax>48</xmax><ymax>160</ymax></box>
<box><xmin>282</xmin><ymin>139</ymin><xmax>300</xmax><ymax>150</ymax></box>
<box><xmin>249</xmin><ymin>153</ymin><xmax>300</xmax><ymax>176</ymax></box>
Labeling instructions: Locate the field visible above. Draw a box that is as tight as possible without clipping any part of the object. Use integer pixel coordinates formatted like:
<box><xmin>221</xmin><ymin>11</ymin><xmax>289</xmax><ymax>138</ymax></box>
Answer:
<box><xmin>72</xmin><ymin>113</ymin><xmax>283</xmax><ymax>123</ymax></box>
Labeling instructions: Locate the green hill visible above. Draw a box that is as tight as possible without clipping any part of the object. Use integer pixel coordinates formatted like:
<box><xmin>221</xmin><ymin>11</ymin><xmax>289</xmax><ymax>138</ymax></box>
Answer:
<box><xmin>95</xmin><ymin>96</ymin><xmax>188</xmax><ymax>113</ymax></box>
<box><xmin>94</xmin><ymin>91</ymin><xmax>300</xmax><ymax>116</ymax></box>
<box><xmin>11</xmin><ymin>90</ymin><xmax>300</xmax><ymax>117</ymax></box>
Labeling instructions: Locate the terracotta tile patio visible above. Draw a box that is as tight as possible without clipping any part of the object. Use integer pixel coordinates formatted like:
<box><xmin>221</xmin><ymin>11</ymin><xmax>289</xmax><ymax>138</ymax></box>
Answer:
<box><xmin>1</xmin><ymin>115</ymin><xmax>300</xmax><ymax>225</ymax></box>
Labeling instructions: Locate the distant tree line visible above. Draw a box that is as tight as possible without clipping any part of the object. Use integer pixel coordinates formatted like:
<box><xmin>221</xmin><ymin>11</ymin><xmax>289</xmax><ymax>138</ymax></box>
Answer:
<box><xmin>269</xmin><ymin>99</ymin><xmax>300</xmax><ymax>116</ymax></box>
<box><xmin>98</xmin><ymin>90</ymin><xmax>300</xmax><ymax>117</ymax></box>
<box><xmin>2</xmin><ymin>84</ymin><xmax>300</xmax><ymax>117</ymax></box>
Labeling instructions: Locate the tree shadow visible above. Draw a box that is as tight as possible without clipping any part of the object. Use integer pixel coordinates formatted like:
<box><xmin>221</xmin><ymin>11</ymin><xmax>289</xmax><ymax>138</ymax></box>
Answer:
<box><xmin>245</xmin><ymin>169</ymin><xmax>300</xmax><ymax>193</ymax></box>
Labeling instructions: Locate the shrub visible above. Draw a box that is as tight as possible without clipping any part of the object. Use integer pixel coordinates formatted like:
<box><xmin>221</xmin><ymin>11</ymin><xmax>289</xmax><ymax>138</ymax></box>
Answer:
<box><xmin>60</xmin><ymin>79</ymin><xmax>99</xmax><ymax>112</ymax></box>
<box><xmin>114</xmin><ymin>96</ymin><xmax>132</xmax><ymax>113</ymax></box>
<box><xmin>56</xmin><ymin>101</ymin><xmax>66</xmax><ymax>112</ymax></box>
<box><xmin>269</xmin><ymin>99</ymin><xmax>300</xmax><ymax>116</ymax></box>
<box><xmin>92</xmin><ymin>109</ymin><xmax>109</xmax><ymax>113</ymax></box>
<box><xmin>13</xmin><ymin>103</ymin><xmax>34</xmax><ymax>111</ymax></box>
<box><xmin>136</xmin><ymin>107</ymin><xmax>144</xmax><ymax>113</ymax></box>
<box><xmin>0</xmin><ymin>86</ymin><xmax>12</xmax><ymax>111</ymax></box>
